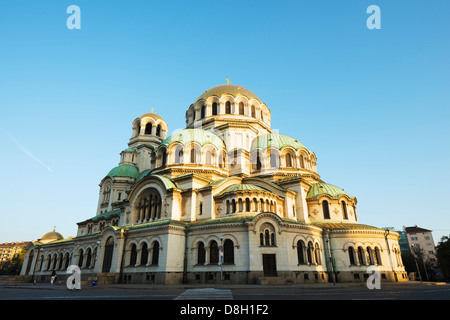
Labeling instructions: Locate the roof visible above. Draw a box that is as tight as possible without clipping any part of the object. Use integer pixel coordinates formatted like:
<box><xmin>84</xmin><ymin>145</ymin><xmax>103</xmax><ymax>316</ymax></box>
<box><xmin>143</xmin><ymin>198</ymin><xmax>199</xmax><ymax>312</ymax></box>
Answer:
<box><xmin>404</xmin><ymin>226</ymin><xmax>432</xmax><ymax>233</ymax></box>
<box><xmin>38</xmin><ymin>231</ymin><xmax>64</xmax><ymax>243</ymax></box>
<box><xmin>216</xmin><ymin>184</ymin><xmax>270</xmax><ymax>197</ymax></box>
<box><xmin>306</xmin><ymin>182</ymin><xmax>353</xmax><ymax>199</ymax></box>
<box><xmin>107</xmin><ymin>164</ymin><xmax>139</xmax><ymax>179</ymax></box>
<box><xmin>251</xmin><ymin>133</ymin><xmax>309</xmax><ymax>152</ymax></box>
<box><xmin>311</xmin><ymin>222</ymin><xmax>383</xmax><ymax>231</ymax></box>
<box><xmin>78</xmin><ymin>209</ymin><xmax>121</xmax><ymax>224</ymax></box>
<box><xmin>159</xmin><ymin>128</ymin><xmax>226</xmax><ymax>150</ymax></box>
<box><xmin>135</xmin><ymin>171</ymin><xmax>177</xmax><ymax>190</ymax></box>
<box><xmin>195</xmin><ymin>84</ymin><xmax>262</xmax><ymax>103</ymax></box>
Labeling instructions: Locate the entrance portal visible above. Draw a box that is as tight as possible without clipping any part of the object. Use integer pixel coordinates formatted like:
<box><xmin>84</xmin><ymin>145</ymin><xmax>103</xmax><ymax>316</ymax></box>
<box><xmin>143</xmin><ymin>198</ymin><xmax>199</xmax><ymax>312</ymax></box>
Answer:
<box><xmin>262</xmin><ymin>254</ymin><xmax>277</xmax><ymax>277</ymax></box>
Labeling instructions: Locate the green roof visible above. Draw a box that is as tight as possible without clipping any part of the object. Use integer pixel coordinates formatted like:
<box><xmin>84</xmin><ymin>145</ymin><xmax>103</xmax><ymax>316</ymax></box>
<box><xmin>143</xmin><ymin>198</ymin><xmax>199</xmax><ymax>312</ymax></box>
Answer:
<box><xmin>310</xmin><ymin>222</ymin><xmax>383</xmax><ymax>231</ymax></box>
<box><xmin>135</xmin><ymin>171</ymin><xmax>177</xmax><ymax>190</ymax></box>
<box><xmin>251</xmin><ymin>133</ymin><xmax>309</xmax><ymax>152</ymax></box>
<box><xmin>78</xmin><ymin>209</ymin><xmax>121</xmax><ymax>225</ymax></box>
<box><xmin>107</xmin><ymin>164</ymin><xmax>139</xmax><ymax>179</ymax></box>
<box><xmin>159</xmin><ymin>129</ymin><xmax>225</xmax><ymax>150</ymax></box>
<box><xmin>216</xmin><ymin>184</ymin><xmax>270</xmax><ymax>197</ymax></box>
<box><xmin>306</xmin><ymin>182</ymin><xmax>353</xmax><ymax>199</ymax></box>
<box><xmin>122</xmin><ymin>148</ymin><xmax>136</xmax><ymax>153</ymax></box>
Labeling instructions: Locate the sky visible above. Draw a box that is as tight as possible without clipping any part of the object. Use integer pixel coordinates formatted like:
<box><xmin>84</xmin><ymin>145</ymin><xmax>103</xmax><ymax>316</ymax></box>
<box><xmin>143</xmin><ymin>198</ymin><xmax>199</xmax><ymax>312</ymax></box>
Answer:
<box><xmin>0</xmin><ymin>0</ymin><xmax>449</xmax><ymax>245</ymax></box>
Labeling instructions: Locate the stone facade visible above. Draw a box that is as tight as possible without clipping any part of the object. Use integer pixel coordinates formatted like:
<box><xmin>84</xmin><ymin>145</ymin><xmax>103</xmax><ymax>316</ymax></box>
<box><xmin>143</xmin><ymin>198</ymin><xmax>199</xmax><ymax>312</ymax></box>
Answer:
<box><xmin>21</xmin><ymin>83</ymin><xmax>408</xmax><ymax>285</ymax></box>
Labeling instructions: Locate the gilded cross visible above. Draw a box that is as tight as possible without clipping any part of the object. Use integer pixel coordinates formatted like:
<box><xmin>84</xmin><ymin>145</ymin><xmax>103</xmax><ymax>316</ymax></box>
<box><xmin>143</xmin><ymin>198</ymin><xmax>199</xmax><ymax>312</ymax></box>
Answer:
<box><xmin>225</xmin><ymin>77</ymin><xmax>230</xmax><ymax>85</ymax></box>
<box><xmin>151</xmin><ymin>107</ymin><xmax>154</xmax><ymax>113</ymax></box>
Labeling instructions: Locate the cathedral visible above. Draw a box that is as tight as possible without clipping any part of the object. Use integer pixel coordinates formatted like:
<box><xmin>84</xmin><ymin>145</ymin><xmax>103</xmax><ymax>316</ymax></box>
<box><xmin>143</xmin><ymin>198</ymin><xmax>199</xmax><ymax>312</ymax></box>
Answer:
<box><xmin>21</xmin><ymin>83</ymin><xmax>407</xmax><ymax>285</ymax></box>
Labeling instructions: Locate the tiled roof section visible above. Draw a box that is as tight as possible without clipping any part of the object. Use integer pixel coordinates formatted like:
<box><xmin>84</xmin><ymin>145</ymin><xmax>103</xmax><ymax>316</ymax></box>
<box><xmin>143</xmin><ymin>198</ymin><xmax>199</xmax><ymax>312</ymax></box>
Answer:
<box><xmin>251</xmin><ymin>133</ymin><xmax>309</xmax><ymax>152</ymax></box>
<box><xmin>216</xmin><ymin>184</ymin><xmax>271</xmax><ymax>197</ymax></box>
<box><xmin>310</xmin><ymin>222</ymin><xmax>383</xmax><ymax>231</ymax></box>
<box><xmin>159</xmin><ymin>129</ymin><xmax>225</xmax><ymax>150</ymax></box>
<box><xmin>306</xmin><ymin>182</ymin><xmax>354</xmax><ymax>199</ymax></box>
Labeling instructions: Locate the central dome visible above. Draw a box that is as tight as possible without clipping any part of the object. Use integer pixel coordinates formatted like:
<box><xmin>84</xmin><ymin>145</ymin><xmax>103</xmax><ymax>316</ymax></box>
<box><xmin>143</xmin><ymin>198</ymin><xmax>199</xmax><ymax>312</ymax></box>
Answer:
<box><xmin>195</xmin><ymin>84</ymin><xmax>262</xmax><ymax>103</ymax></box>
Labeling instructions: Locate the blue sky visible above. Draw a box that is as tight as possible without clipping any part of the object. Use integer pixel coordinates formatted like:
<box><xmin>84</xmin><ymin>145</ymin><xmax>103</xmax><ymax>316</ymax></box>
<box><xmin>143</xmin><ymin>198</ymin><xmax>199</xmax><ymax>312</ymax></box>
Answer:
<box><xmin>0</xmin><ymin>0</ymin><xmax>449</xmax><ymax>244</ymax></box>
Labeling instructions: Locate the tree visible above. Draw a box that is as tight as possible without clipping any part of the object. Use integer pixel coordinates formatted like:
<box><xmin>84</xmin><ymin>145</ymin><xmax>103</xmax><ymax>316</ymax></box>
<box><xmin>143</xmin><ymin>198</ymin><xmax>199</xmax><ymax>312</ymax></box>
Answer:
<box><xmin>436</xmin><ymin>236</ymin><xmax>450</xmax><ymax>281</ymax></box>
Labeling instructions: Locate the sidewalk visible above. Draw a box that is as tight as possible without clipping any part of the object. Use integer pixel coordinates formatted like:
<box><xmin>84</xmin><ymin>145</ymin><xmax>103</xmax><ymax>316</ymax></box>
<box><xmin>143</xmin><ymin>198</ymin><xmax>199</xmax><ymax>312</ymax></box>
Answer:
<box><xmin>1</xmin><ymin>280</ymin><xmax>447</xmax><ymax>291</ymax></box>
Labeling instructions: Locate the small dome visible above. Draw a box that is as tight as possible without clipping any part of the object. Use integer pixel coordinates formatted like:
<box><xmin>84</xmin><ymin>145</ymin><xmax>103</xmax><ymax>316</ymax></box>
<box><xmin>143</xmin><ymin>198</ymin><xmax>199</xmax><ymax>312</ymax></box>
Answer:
<box><xmin>251</xmin><ymin>133</ymin><xmax>309</xmax><ymax>152</ymax></box>
<box><xmin>107</xmin><ymin>164</ymin><xmax>139</xmax><ymax>179</ymax></box>
<box><xmin>306</xmin><ymin>183</ymin><xmax>353</xmax><ymax>200</ymax></box>
<box><xmin>159</xmin><ymin>129</ymin><xmax>226</xmax><ymax>150</ymax></box>
<box><xmin>39</xmin><ymin>230</ymin><xmax>64</xmax><ymax>243</ymax></box>
<box><xmin>195</xmin><ymin>84</ymin><xmax>262</xmax><ymax>103</ymax></box>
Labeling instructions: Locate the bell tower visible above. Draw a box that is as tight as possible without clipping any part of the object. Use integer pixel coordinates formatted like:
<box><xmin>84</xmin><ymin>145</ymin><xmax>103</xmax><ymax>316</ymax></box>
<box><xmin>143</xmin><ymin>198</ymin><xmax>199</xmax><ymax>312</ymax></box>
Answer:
<box><xmin>128</xmin><ymin>111</ymin><xmax>168</xmax><ymax>172</ymax></box>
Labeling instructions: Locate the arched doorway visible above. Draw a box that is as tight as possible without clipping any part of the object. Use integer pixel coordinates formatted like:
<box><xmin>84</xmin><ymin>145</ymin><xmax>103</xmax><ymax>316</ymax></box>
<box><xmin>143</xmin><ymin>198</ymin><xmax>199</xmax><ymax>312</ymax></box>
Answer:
<box><xmin>102</xmin><ymin>237</ymin><xmax>115</xmax><ymax>273</ymax></box>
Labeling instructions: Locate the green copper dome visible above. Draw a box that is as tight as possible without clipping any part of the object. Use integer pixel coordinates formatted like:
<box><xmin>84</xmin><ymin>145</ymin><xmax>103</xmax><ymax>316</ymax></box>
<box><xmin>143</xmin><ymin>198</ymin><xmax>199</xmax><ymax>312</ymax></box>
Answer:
<box><xmin>251</xmin><ymin>133</ymin><xmax>309</xmax><ymax>152</ymax></box>
<box><xmin>306</xmin><ymin>182</ymin><xmax>353</xmax><ymax>199</ymax></box>
<box><xmin>107</xmin><ymin>164</ymin><xmax>139</xmax><ymax>179</ymax></box>
<box><xmin>159</xmin><ymin>129</ymin><xmax>225</xmax><ymax>150</ymax></box>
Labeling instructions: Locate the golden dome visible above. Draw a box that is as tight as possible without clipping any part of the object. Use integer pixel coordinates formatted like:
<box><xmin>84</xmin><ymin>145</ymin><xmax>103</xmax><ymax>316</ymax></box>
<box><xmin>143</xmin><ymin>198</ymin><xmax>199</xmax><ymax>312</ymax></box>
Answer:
<box><xmin>195</xmin><ymin>84</ymin><xmax>262</xmax><ymax>103</ymax></box>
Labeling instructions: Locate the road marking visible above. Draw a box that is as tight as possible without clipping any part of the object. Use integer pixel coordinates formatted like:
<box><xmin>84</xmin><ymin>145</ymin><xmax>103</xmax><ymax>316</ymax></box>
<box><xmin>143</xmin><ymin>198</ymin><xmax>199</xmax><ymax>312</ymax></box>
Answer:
<box><xmin>174</xmin><ymin>288</ymin><xmax>233</xmax><ymax>300</ymax></box>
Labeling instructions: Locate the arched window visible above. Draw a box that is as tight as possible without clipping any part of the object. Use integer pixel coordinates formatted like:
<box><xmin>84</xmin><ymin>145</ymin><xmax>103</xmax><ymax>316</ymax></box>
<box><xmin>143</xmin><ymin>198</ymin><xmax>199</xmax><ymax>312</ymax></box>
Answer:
<box><xmin>145</xmin><ymin>123</ymin><xmax>152</xmax><ymax>135</ymax></box>
<box><xmin>210</xmin><ymin>241</ymin><xmax>219</xmax><ymax>264</ymax></box>
<box><xmin>190</xmin><ymin>146</ymin><xmax>200</xmax><ymax>163</ymax></box>
<box><xmin>212</xmin><ymin>102</ymin><xmax>218</xmax><ymax>115</ymax></box>
<box><xmin>161</xmin><ymin>150</ymin><xmax>167</xmax><ymax>166</ymax></box>
<box><xmin>300</xmin><ymin>155</ymin><xmax>305</xmax><ymax>168</ymax></box>
<box><xmin>285</xmin><ymin>153</ymin><xmax>292</xmax><ymax>167</ymax></box>
<box><xmin>348</xmin><ymin>247</ymin><xmax>356</xmax><ymax>265</ymax></box>
<box><xmin>140</xmin><ymin>243</ymin><xmax>148</xmax><ymax>266</ymax></box>
<box><xmin>226</xmin><ymin>200</ymin><xmax>230</xmax><ymax>214</ymax></box>
<box><xmin>239</xmin><ymin>102</ymin><xmax>244</xmax><ymax>115</ymax></box>
<box><xmin>85</xmin><ymin>249</ymin><xmax>92</xmax><ymax>268</ymax></box>
<box><xmin>270</xmin><ymin>152</ymin><xmax>278</xmax><ymax>168</ymax></box>
<box><xmin>256</xmin><ymin>152</ymin><xmax>262</xmax><ymax>171</ymax></box>
<box><xmin>367</xmin><ymin>247</ymin><xmax>374</xmax><ymax>265</ymax></box>
<box><xmin>78</xmin><ymin>250</ymin><xmax>84</xmax><ymax>268</ymax></box>
<box><xmin>314</xmin><ymin>243</ymin><xmax>321</xmax><ymax>265</ymax></box>
<box><xmin>201</xmin><ymin>105</ymin><xmax>206</xmax><ymax>119</ymax></box>
<box><xmin>232</xmin><ymin>199</ymin><xmax>236</xmax><ymax>213</ymax></box>
<box><xmin>205</xmin><ymin>150</ymin><xmax>212</xmax><ymax>165</ymax></box>
<box><xmin>374</xmin><ymin>247</ymin><xmax>382</xmax><ymax>265</ymax></box>
<box><xmin>341</xmin><ymin>201</ymin><xmax>348</xmax><ymax>219</ymax></box>
<box><xmin>322</xmin><ymin>200</ymin><xmax>330</xmax><ymax>219</ymax></box>
<box><xmin>156</xmin><ymin>124</ymin><xmax>161</xmax><ymax>136</ymax></box>
<box><xmin>223</xmin><ymin>239</ymin><xmax>234</xmax><ymax>264</ymax></box>
<box><xmin>251</xmin><ymin>105</ymin><xmax>256</xmax><ymax>118</ymax></box>
<box><xmin>102</xmin><ymin>237</ymin><xmax>114</xmax><ymax>273</ymax></box>
<box><xmin>297</xmin><ymin>240</ymin><xmax>306</xmax><ymax>264</ymax></box>
<box><xmin>307</xmin><ymin>242</ymin><xmax>314</xmax><ymax>264</ymax></box>
<box><xmin>175</xmin><ymin>145</ymin><xmax>183</xmax><ymax>164</ymax></box>
<box><xmin>357</xmin><ymin>247</ymin><xmax>365</xmax><ymax>265</ymax></box>
<box><xmin>130</xmin><ymin>244</ymin><xmax>137</xmax><ymax>266</ymax></box>
<box><xmin>151</xmin><ymin>241</ymin><xmax>159</xmax><ymax>265</ymax></box>
<box><xmin>238</xmin><ymin>198</ymin><xmax>243</xmax><ymax>212</ymax></box>
<box><xmin>197</xmin><ymin>242</ymin><xmax>205</xmax><ymax>265</ymax></box>
<box><xmin>225</xmin><ymin>101</ymin><xmax>231</xmax><ymax>114</ymax></box>
<box><xmin>245</xmin><ymin>198</ymin><xmax>251</xmax><ymax>211</ymax></box>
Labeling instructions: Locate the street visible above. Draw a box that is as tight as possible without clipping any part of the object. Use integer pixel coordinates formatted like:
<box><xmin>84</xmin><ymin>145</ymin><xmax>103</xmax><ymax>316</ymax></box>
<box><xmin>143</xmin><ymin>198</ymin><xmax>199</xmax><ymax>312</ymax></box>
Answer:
<box><xmin>0</xmin><ymin>282</ymin><xmax>449</xmax><ymax>300</ymax></box>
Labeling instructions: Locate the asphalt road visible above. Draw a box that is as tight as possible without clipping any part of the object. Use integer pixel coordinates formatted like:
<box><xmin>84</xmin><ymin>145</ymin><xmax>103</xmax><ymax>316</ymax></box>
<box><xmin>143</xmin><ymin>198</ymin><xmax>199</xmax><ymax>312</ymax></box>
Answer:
<box><xmin>1</xmin><ymin>282</ymin><xmax>449</xmax><ymax>301</ymax></box>
<box><xmin>1</xmin><ymin>282</ymin><xmax>448</xmax><ymax>318</ymax></box>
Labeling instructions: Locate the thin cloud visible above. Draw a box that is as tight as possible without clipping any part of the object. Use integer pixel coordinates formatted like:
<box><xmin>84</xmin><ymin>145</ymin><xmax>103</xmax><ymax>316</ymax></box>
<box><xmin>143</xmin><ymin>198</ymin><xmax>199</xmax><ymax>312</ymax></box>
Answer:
<box><xmin>7</xmin><ymin>133</ymin><xmax>53</xmax><ymax>172</ymax></box>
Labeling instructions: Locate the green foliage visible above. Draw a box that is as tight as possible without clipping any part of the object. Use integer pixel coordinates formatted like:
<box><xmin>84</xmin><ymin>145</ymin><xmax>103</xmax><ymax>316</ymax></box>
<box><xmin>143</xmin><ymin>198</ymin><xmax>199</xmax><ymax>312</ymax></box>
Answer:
<box><xmin>436</xmin><ymin>236</ymin><xmax>450</xmax><ymax>280</ymax></box>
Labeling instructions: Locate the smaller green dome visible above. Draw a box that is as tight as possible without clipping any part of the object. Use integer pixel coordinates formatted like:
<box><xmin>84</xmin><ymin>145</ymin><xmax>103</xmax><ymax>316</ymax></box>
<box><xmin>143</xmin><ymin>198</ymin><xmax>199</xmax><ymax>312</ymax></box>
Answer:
<box><xmin>107</xmin><ymin>164</ymin><xmax>139</xmax><ymax>179</ymax></box>
<box><xmin>122</xmin><ymin>148</ymin><xmax>136</xmax><ymax>153</ymax></box>
<box><xmin>159</xmin><ymin>129</ymin><xmax>225</xmax><ymax>150</ymax></box>
<box><xmin>306</xmin><ymin>182</ymin><xmax>353</xmax><ymax>199</ymax></box>
<box><xmin>251</xmin><ymin>133</ymin><xmax>309</xmax><ymax>152</ymax></box>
